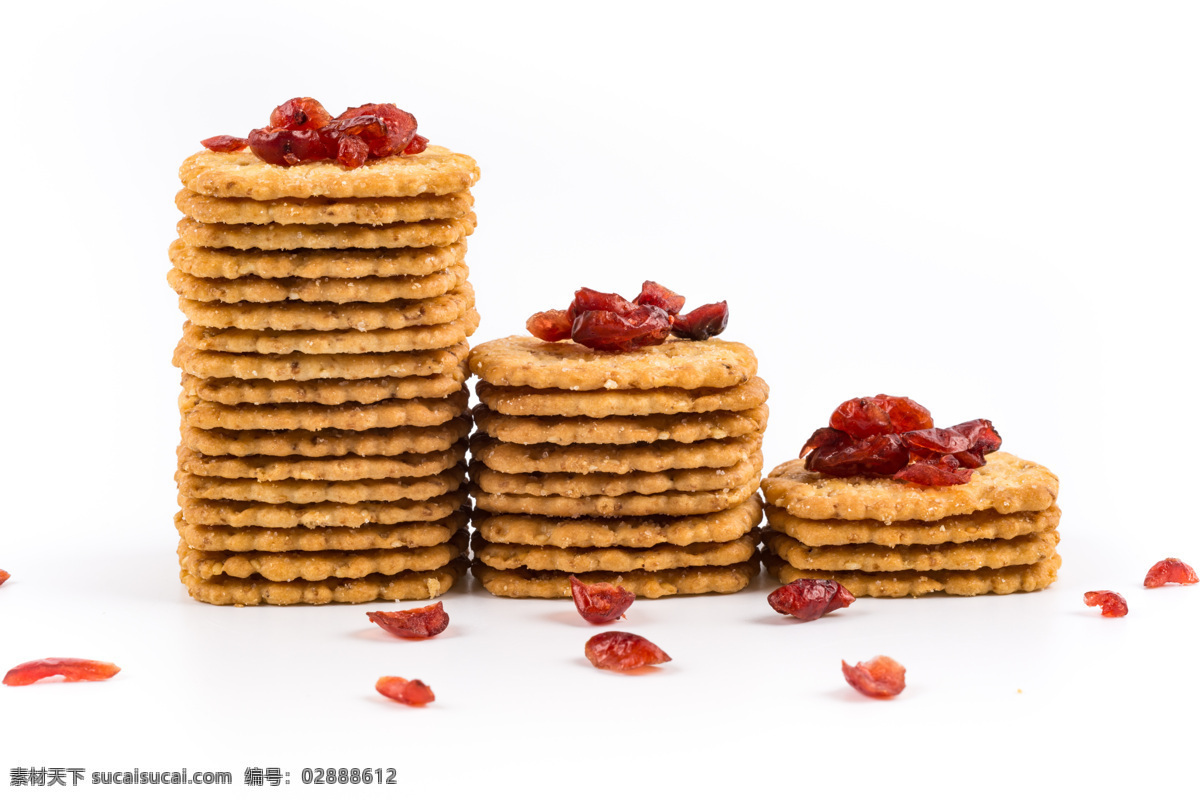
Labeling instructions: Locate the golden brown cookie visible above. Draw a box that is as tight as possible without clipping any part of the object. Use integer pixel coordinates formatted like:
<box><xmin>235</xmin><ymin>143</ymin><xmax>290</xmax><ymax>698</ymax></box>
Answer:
<box><xmin>179</xmin><ymin>390</ymin><xmax>468</xmax><ymax>431</ymax></box>
<box><xmin>179</xmin><ymin>531</ymin><xmax>468</xmax><ymax>581</ymax></box>
<box><xmin>178</xmin><ymin>489</ymin><xmax>468</xmax><ymax>529</ymax></box>
<box><xmin>476</xmin><ymin>376</ymin><xmax>769</xmax><ymax>418</ymax></box>
<box><xmin>176</xmin><ymin>188</ymin><xmax>473</xmax><ymax>226</ymax></box>
<box><xmin>180</xmin><ymin>558</ymin><xmax>468</xmax><ymax>605</ymax></box>
<box><xmin>764</xmin><ymin>504</ymin><xmax>1062</xmax><ymax>547</ymax></box>
<box><xmin>471</xmin><ymin>433</ymin><xmax>762</xmax><ymax>475</ymax></box>
<box><xmin>472</xmin><ymin>404</ymin><xmax>767</xmax><ymax>446</ymax></box>
<box><xmin>472</xmin><ymin>477</ymin><xmax>759</xmax><ymax>518</ymax></box>
<box><xmin>761</xmin><ymin>452</ymin><xmax>1059</xmax><ymax>524</ymax></box>
<box><xmin>178</xmin><ymin>443</ymin><xmax>467</xmax><ymax>482</ymax></box>
<box><xmin>175</xmin><ymin>511</ymin><xmax>468</xmax><ymax>552</ymax></box>
<box><xmin>472</xmin><ymin>560</ymin><xmax>758</xmax><ymax>599</ymax></box>
<box><xmin>473</xmin><ymin>495</ymin><xmax>763</xmax><ymax>548</ymax></box>
<box><xmin>180</xmin><ymin>416</ymin><xmax>470</xmax><ymax>458</ymax></box>
<box><xmin>168</xmin><ymin>262</ymin><xmax>467</xmax><ymax>305</ymax></box>
<box><xmin>763</xmin><ymin>551</ymin><xmax>1062</xmax><ymax>597</ymax></box>
<box><xmin>176</xmin><ymin>213</ymin><xmax>476</xmax><ymax>251</ymax></box>
<box><xmin>763</xmin><ymin>529</ymin><xmax>1060</xmax><ymax>573</ymax></box>
<box><xmin>169</xmin><ymin>239</ymin><xmax>466</xmax><ymax>280</ymax></box>
<box><xmin>468</xmin><ymin>453</ymin><xmax>762</xmax><ymax>498</ymax></box>
<box><xmin>172</xmin><ymin>340</ymin><xmax>468</xmax><ymax>381</ymax></box>
<box><xmin>468</xmin><ymin>336</ymin><xmax>757</xmax><ymax>391</ymax></box>
<box><xmin>181</xmin><ymin>372</ymin><xmax>466</xmax><ymax>406</ymax></box>
<box><xmin>182</xmin><ymin>311</ymin><xmax>478</xmax><ymax>355</ymax></box>
<box><xmin>176</xmin><ymin>466</ymin><xmax>465</xmax><ymax>505</ymax></box>
<box><xmin>474</xmin><ymin>532</ymin><xmax>759</xmax><ymax>573</ymax></box>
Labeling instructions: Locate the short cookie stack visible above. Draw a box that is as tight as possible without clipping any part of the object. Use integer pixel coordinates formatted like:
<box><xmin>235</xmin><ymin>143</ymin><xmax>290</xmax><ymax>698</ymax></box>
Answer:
<box><xmin>760</xmin><ymin>452</ymin><xmax>1062</xmax><ymax>597</ymax></box>
<box><xmin>168</xmin><ymin>146</ymin><xmax>480</xmax><ymax>605</ymax></box>
<box><xmin>466</xmin><ymin>336</ymin><xmax>768</xmax><ymax>598</ymax></box>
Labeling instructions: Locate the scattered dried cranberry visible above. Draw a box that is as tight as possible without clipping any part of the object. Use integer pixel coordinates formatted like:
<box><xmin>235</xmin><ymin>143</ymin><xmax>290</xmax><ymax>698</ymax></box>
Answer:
<box><xmin>893</xmin><ymin>455</ymin><xmax>973</xmax><ymax>486</ymax></box>
<box><xmin>901</xmin><ymin>427</ymin><xmax>971</xmax><ymax>456</ymax></box>
<box><xmin>200</xmin><ymin>135</ymin><xmax>248</xmax><ymax>152</ymax></box>
<box><xmin>570</xmin><ymin>576</ymin><xmax>635</xmax><ymax>624</ymax></box>
<box><xmin>404</xmin><ymin>134</ymin><xmax>429</xmax><ymax>155</ymax></box>
<box><xmin>807</xmin><ymin>434</ymin><xmax>909</xmax><ymax>478</ymax></box>
<box><xmin>0</xmin><ymin>569</ymin><xmax>8</xmax><ymax>586</ymax></box>
<box><xmin>269</xmin><ymin>97</ymin><xmax>332</xmax><ymax>131</ymax></box>
<box><xmin>875</xmin><ymin>395</ymin><xmax>934</xmax><ymax>433</ymax></box>
<box><xmin>584</xmin><ymin>632</ymin><xmax>671</xmax><ymax>671</ymax></box>
<box><xmin>366</xmin><ymin>602</ymin><xmax>449</xmax><ymax>639</ymax></box>
<box><xmin>842</xmin><ymin>656</ymin><xmax>906</xmax><ymax>699</ymax></box>
<box><xmin>799</xmin><ymin>427</ymin><xmax>851</xmax><ymax>458</ymax></box>
<box><xmin>3</xmin><ymin>658</ymin><xmax>121</xmax><ymax>686</ymax></box>
<box><xmin>572</xmin><ymin>305</ymin><xmax>672</xmax><ymax>352</ymax></box>
<box><xmin>831</xmin><ymin>396</ymin><xmax>895</xmax><ymax>438</ymax></box>
<box><xmin>672</xmin><ymin>301</ymin><xmax>729</xmax><ymax>340</ymax></box>
<box><xmin>568</xmin><ymin>288</ymin><xmax>639</xmax><ymax>318</ymax></box>
<box><xmin>1144</xmin><ymin>558</ymin><xmax>1199</xmax><ymax>588</ymax></box>
<box><xmin>526</xmin><ymin>309</ymin><xmax>574</xmax><ymax>342</ymax></box>
<box><xmin>248</xmin><ymin>127</ymin><xmax>328</xmax><ymax>167</ymax></box>
<box><xmin>769</xmin><ymin>579</ymin><xmax>855</xmax><ymax>622</ymax></box>
<box><xmin>634</xmin><ymin>281</ymin><xmax>686</xmax><ymax>315</ymax></box>
<box><xmin>335</xmin><ymin>103</ymin><xmax>418</xmax><ymax>156</ymax></box>
<box><xmin>375</xmin><ymin>676</ymin><xmax>435</xmax><ymax>706</ymax></box>
<box><xmin>1084</xmin><ymin>590</ymin><xmax>1129</xmax><ymax>618</ymax></box>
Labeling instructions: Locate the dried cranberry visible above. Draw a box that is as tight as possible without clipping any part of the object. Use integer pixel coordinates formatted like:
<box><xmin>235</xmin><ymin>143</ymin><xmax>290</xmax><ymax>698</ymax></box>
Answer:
<box><xmin>248</xmin><ymin>127</ymin><xmax>327</xmax><ymax>166</ymax></box>
<box><xmin>0</xmin><ymin>569</ymin><xmax>8</xmax><ymax>586</ymax></box>
<box><xmin>269</xmin><ymin>97</ymin><xmax>333</xmax><ymax>131</ymax></box>
<box><xmin>1144</xmin><ymin>558</ymin><xmax>1199</xmax><ymax>588</ymax></box>
<box><xmin>584</xmin><ymin>631</ymin><xmax>671</xmax><ymax>671</ymax></box>
<box><xmin>672</xmin><ymin>301</ymin><xmax>729</xmax><ymax>340</ymax></box>
<box><xmin>799</xmin><ymin>426</ymin><xmax>851</xmax><ymax>458</ymax></box>
<box><xmin>404</xmin><ymin>134</ymin><xmax>429</xmax><ymax>155</ymax></box>
<box><xmin>874</xmin><ymin>395</ymin><xmax>933</xmax><ymax>433</ymax></box>
<box><xmin>327</xmin><ymin>134</ymin><xmax>370</xmax><ymax>170</ymax></box>
<box><xmin>3</xmin><ymin>658</ymin><xmax>121</xmax><ymax>686</ymax></box>
<box><xmin>893</xmin><ymin>456</ymin><xmax>973</xmax><ymax>486</ymax></box>
<box><xmin>633</xmin><ymin>281</ymin><xmax>686</xmax><ymax>316</ymax></box>
<box><xmin>527</xmin><ymin>309</ymin><xmax>575</xmax><ymax>342</ymax></box>
<box><xmin>200</xmin><ymin>135</ymin><xmax>249</xmax><ymax>152</ymax></box>
<box><xmin>768</xmin><ymin>579</ymin><xmax>855</xmax><ymax>622</ymax></box>
<box><xmin>568</xmin><ymin>288</ymin><xmax>638</xmax><ymax>319</ymax></box>
<box><xmin>807</xmin><ymin>434</ymin><xmax>908</xmax><ymax>477</ymax></box>
<box><xmin>901</xmin><ymin>427</ymin><xmax>971</xmax><ymax>457</ymax></box>
<box><xmin>571</xmin><ymin>306</ymin><xmax>672</xmax><ymax>353</ymax></box>
<box><xmin>375</xmin><ymin>676</ymin><xmax>435</xmax><ymax>706</ymax></box>
<box><xmin>830</xmin><ymin>397</ymin><xmax>894</xmax><ymax>438</ymax></box>
<box><xmin>1084</xmin><ymin>590</ymin><xmax>1129</xmax><ymax>617</ymax></box>
<box><xmin>570</xmin><ymin>576</ymin><xmax>635</xmax><ymax>624</ymax></box>
<box><xmin>366</xmin><ymin>602</ymin><xmax>449</xmax><ymax>639</ymax></box>
<box><xmin>334</xmin><ymin>103</ymin><xmax>417</xmax><ymax>157</ymax></box>
<box><xmin>842</xmin><ymin>656</ymin><xmax>905</xmax><ymax>699</ymax></box>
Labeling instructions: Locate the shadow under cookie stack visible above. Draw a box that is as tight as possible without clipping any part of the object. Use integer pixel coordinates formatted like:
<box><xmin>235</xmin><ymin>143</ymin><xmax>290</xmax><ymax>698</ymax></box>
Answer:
<box><xmin>169</xmin><ymin>144</ymin><xmax>480</xmax><ymax>605</ymax></box>
<box><xmin>467</xmin><ymin>336</ymin><xmax>768</xmax><ymax>598</ymax></box>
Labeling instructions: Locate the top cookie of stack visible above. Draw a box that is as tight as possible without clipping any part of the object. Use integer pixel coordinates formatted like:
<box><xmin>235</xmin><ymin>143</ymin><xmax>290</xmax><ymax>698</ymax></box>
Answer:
<box><xmin>169</xmin><ymin>123</ymin><xmax>480</xmax><ymax>606</ymax></box>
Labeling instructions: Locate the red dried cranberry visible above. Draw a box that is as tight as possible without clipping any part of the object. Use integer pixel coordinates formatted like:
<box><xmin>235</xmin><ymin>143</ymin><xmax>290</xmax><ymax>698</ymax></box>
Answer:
<box><xmin>269</xmin><ymin>97</ymin><xmax>333</xmax><ymax>131</ymax></box>
<box><xmin>527</xmin><ymin>309</ymin><xmax>574</xmax><ymax>342</ymax></box>
<box><xmin>672</xmin><ymin>301</ymin><xmax>729</xmax><ymax>340</ymax></box>
<box><xmin>201</xmin><ymin>135</ymin><xmax>249</xmax><ymax>152</ymax></box>
<box><xmin>842</xmin><ymin>656</ymin><xmax>905</xmax><ymax>699</ymax></box>
<box><xmin>947</xmin><ymin>418</ymin><xmax>1002</xmax><ymax>466</ymax></box>
<box><xmin>329</xmin><ymin>134</ymin><xmax>370</xmax><ymax>170</ymax></box>
<box><xmin>633</xmin><ymin>281</ymin><xmax>686</xmax><ymax>316</ymax></box>
<box><xmin>404</xmin><ymin>134</ymin><xmax>429</xmax><ymax>155</ymax></box>
<box><xmin>769</xmin><ymin>579</ymin><xmax>855</xmax><ymax>622</ymax></box>
<box><xmin>568</xmin><ymin>288</ymin><xmax>638</xmax><ymax>319</ymax></box>
<box><xmin>901</xmin><ymin>427</ymin><xmax>971</xmax><ymax>457</ymax></box>
<box><xmin>1084</xmin><ymin>590</ymin><xmax>1129</xmax><ymax>617</ymax></box>
<box><xmin>366</xmin><ymin>602</ymin><xmax>449</xmax><ymax>639</ymax></box>
<box><xmin>874</xmin><ymin>395</ymin><xmax>933</xmax><ymax>433</ymax></box>
<box><xmin>248</xmin><ymin>127</ymin><xmax>328</xmax><ymax>166</ymax></box>
<box><xmin>799</xmin><ymin>426</ymin><xmax>851</xmax><ymax>458</ymax></box>
<box><xmin>1144</xmin><ymin>558</ymin><xmax>1199</xmax><ymax>588</ymax></box>
<box><xmin>3</xmin><ymin>658</ymin><xmax>121</xmax><ymax>686</ymax></box>
<box><xmin>375</xmin><ymin>676</ymin><xmax>435</xmax><ymax>706</ymax></box>
<box><xmin>830</xmin><ymin>397</ymin><xmax>894</xmax><ymax>438</ymax></box>
<box><xmin>893</xmin><ymin>456</ymin><xmax>973</xmax><ymax>486</ymax></box>
<box><xmin>0</xmin><ymin>569</ymin><xmax>8</xmax><ymax>586</ymax></box>
<box><xmin>807</xmin><ymin>434</ymin><xmax>908</xmax><ymax>477</ymax></box>
<box><xmin>570</xmin><ymin>576</ymin><xmax>635</xmax><ymax>624</ymax></box>
<box><xmin>571</xmin><ymin>306</ymin><xmax>672</xmax><ymax>353</ymax></box>
<box><xmin>335</xmin><ymin>103</ymin><xmax>417</xmax><ymax>157</ymax></box>
<box><xmin>584</xmin><ymin>631</ymin><xmax>671</xmax><ymax>671</ymax></box>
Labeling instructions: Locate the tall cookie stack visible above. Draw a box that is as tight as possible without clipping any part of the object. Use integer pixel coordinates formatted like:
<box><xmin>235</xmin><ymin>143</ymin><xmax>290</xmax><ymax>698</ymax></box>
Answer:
<box><xmin>169</xmin><ymin>145</ymin><xmax>480</xmax><ymax>605</ymax></box>
<box><xmin>466</xmin><ymin>336</ymin><xmax>768</xmax><ymax>598</ymax></box>
<box><xmin>760</xmin><ymin>452</ymin><xmax>1062</xmax><ymax>597</ymax></box>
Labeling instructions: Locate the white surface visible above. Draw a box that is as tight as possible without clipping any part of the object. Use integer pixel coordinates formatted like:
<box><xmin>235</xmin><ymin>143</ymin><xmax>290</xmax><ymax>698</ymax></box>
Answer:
<box><xmin>2</xmin><ymin>1</ymin><xmax>1198</xmax><ymax>797</ymax></box>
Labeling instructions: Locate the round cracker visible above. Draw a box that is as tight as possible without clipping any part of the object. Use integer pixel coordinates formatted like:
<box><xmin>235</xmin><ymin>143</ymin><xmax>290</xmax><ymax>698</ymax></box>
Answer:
<box><xmin>169</xmin><ymin>239</ymin><xmax>466</xmax><ymax>280</ymax></box>
<box><xmin>179</xmin><ymin>145</ymin><xmax>480</xmax><ymax>200</ymax></box>
<box><xmin>180</xmin><ymin>371</ymin><xmax>466</xmax><ymax>406</ymax></box>
<box><xmin>471</xmin><ymin>433</ymin><xmax>761</xmax><ymax>474</ymax></box>
<box><xmin>178</xmin><ymin>489</ymin><xmax>468</xmax><ymax>529</ymax></box>
<box><xmin>176</xmin><ymin>465</ymin><xmax>465</xmax><ymax>505</ymax></box>
<box><xmin>167</xmin><ymin>262</ymin><xmax>468</xmax><ymax>305</ymax></box>
<box><xmin>471</xmin><ymin>560</ymin><xmax>758</xmax><ymax>599</ymax></box>
<box><xmin>178</xmin><ymin>443</ymin><xmax>467</xmax><ymax>482</ymax></box>
<box><xmin>472</xmin><ymin>477</ymin><xmax>760</xmax><ymax>518</ymax></box>
<box><xmin>764</xmin><ymin>504</ymin><xmax>1062</xmax><ymax>547</ymax></box>
<box><xmin>180</xmin><ymin>416</ymin><xmax>470</xmax><ymax>458</ymax></box>
<box><xmin>764</xmin><ymin>529</ymin><xmax>1060</xmax><ymax>573</ymax></box>
<box><xmin>172</xmin><ymin>340</ymin><xmax>468</xmax><ymax>381</ymax></box>
<box><xmin>176</xmin><ymin>188</ymin><xmax>473</xmax><ymax>226</ymax></box>
<box><xmin>472</xmin><ymin>404</ymin><xmax>767</xmax><ymax>446</ymax></box>
<box><xmin>179</xmin><ymin>390</ymin><xmax>468</xmax><ymax>432</ymax></box>
<box><xmin>474</xmin><ymin>532</ymin><xmax>759</xmax><ymax>573</ymax></box>
<box><xmin>468</xmin><ymin>336</ymin><xmax>757</xmax><ymax>391</ymax></box>
<box><xmin>176</xmin><ymin>213</ymin><xmax>475</xmax><ymax>251</ymax></box>
<box><xmin>476</xmin><ymin>376</ymin><xmax>770</xmax><ymax>418</ymax></box>
<box><xmin>175</xmin><ymin>510</ymin><xmax>468</xmax><ymax>552</ymax></box>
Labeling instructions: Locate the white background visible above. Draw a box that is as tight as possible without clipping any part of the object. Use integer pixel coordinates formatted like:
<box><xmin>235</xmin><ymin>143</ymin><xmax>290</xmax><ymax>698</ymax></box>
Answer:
<box><xmin>1</xmin><ymin>1</ymin><xmax>1197</xmax><ymax>797</ymax></box>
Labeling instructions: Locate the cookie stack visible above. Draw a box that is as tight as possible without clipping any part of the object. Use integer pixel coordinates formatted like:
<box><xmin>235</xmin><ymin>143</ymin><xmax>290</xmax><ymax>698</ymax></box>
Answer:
<box><xmin>760</xmin><ymin>452</ymin><xmax>1062</xmax><ymax>597</ymax></box>
<box><xmin>168</xmin><ymin>146</ymin><xmax>480</xmax><ymax>605</ymax></box>
<box><xmin>466</xmin><ymin>336</ymin><xmax>768</xmax><ymax>598</ymax></box>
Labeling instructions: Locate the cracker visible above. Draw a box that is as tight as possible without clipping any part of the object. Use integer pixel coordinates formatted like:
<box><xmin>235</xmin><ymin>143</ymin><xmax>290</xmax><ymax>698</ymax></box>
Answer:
<box><xmin>468</xmin><ymin>453</ymin><xmax>763</xmax><ymax>498</ymax></box>
<box><xmin>179</xmin><ymin>390</ymin><xmax>468</xmax><ymax>431</ymax></box>
<box><xmin>179</xmin><ymin>145</ymin><xmax>479</xmax><ymax>200</ymax></box>
<box><xmin>468</xmin><ymin>336</ymin><xmax>757</xmax><ymax>391</ymax></box>
<box><xmin>176</xmin><ymin>466</ymin><xmax>465</xmax><ymax>505</ymax></box>
<box><xmin>169</xmin><ymin>239</ymin><xmax>466</xmax><ymax>280</ymax></box>
<box><xmin>180</xmin><ymin>558</ymin><xmax>469</xmax><ymax>606</ymax></box>
<box><xmin>180</xmin><ymin>416</ymin><xmax>470</xmax><ymax>457</ymax></box>
<box><xmin>764</xmin><ymin>504</ymin><xmax>1062</xmax><ymax>547</ymax></box>
<box><xmin>178</xmin><ymin>443</ymin><xmax>468</xmax><ymax>481</ymax></box>
<box><xmin>761</xmin><ymin>452</ymin><xmax>1059</xmax><ymax>524</ymax></box>
<box><xmin>472</xmin><ymin>404</ymin><xmax>768</xmax><ymax>446</ymax></box>
<box><xmin>179</xmin><ymin>531</ymin><xmax>468</xmax><ymax>582</ymax></box>
<box><xmin>763</xmin><ymin>551</ymin><xmax>1062</xmax><ymax>597</ymax></box>
<box><xmin>474</xmin><ymin>532</ymin><xmax>759</xmax><ymax>573</ymax></box>
<box><xmin>181</xmin><ymin>372</ymin><xmax>466</xmax><ymax>406</ymax></box>
<box><xmin>471</xmin><ymin>433</ymin><xmax>762</xmax><ymax>474</ymax></box>
<box><xmin>178</xmin><ymin>489</ymin><xmax>468</xmax><ymax>529</ymax></box>
<box><xmin>473</xmin><ymin>496</ymin><xmax>763</xmax><ymax>548</ymax></box>
<box><xmin>167</xmin><ymin>262</ymin><xmax>468</xmax><ymax>304</ymax></box>
<box><xmin>472</xmin><ymin>560</ymin><xmax>758</xmax><ymax>599</ymax></box>
<box><xmin>472</xmin><ymin>477</ymin><xmax>760</xmax><ymax>518</ymax></box>
<box><xmin>476</xmin><ymin>376</ymin><xmax>770</xmax><ymax>418</ymax></box>
<box><xmin>172</xmin><ymin>340</ymin><xmax>468</xmax><ymax>381</ymax></box>
<box><xmin>175</xmin><ymin>510</ymin><xmax>468</xmax><ymax>552</ymax></box>
<box><xmin>182</xmin><ymin>310</ymin><xmax>478</xmax><ymax>355</ymax></box>
<box><xmin>177</xmin><ymin>213</ymin><xmax>476</xmax><ymax>251</ymax></box>
<box><xmin>763</xmin><ymin>529</ymin><xmax>1060</xmax><ymax>573</ymax></box>
<box><xmin>178</xmin><ymin>284</ymin><xmax>474</xmax><ymax>331</ymax></box>
<box><xmin>176</xmin><ymin>188</ymin><xmax>473</xmax><ymax>226</ymax></box>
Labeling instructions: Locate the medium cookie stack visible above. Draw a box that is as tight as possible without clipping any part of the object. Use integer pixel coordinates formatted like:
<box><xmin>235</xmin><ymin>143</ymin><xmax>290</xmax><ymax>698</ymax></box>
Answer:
<box><xmin>760</xmin><ymin>452</ymin><xmax>1062</xmax><ymax>597</ymax></box>
<box><xmin>467</xmin><ymin>336</ymin><xmax>768</xmax><ymax>598</ymax></box>
<box><xmin>169</xmin><ymin>145</ymin><xmax>480</xmax><ymax>605</ymax></box>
